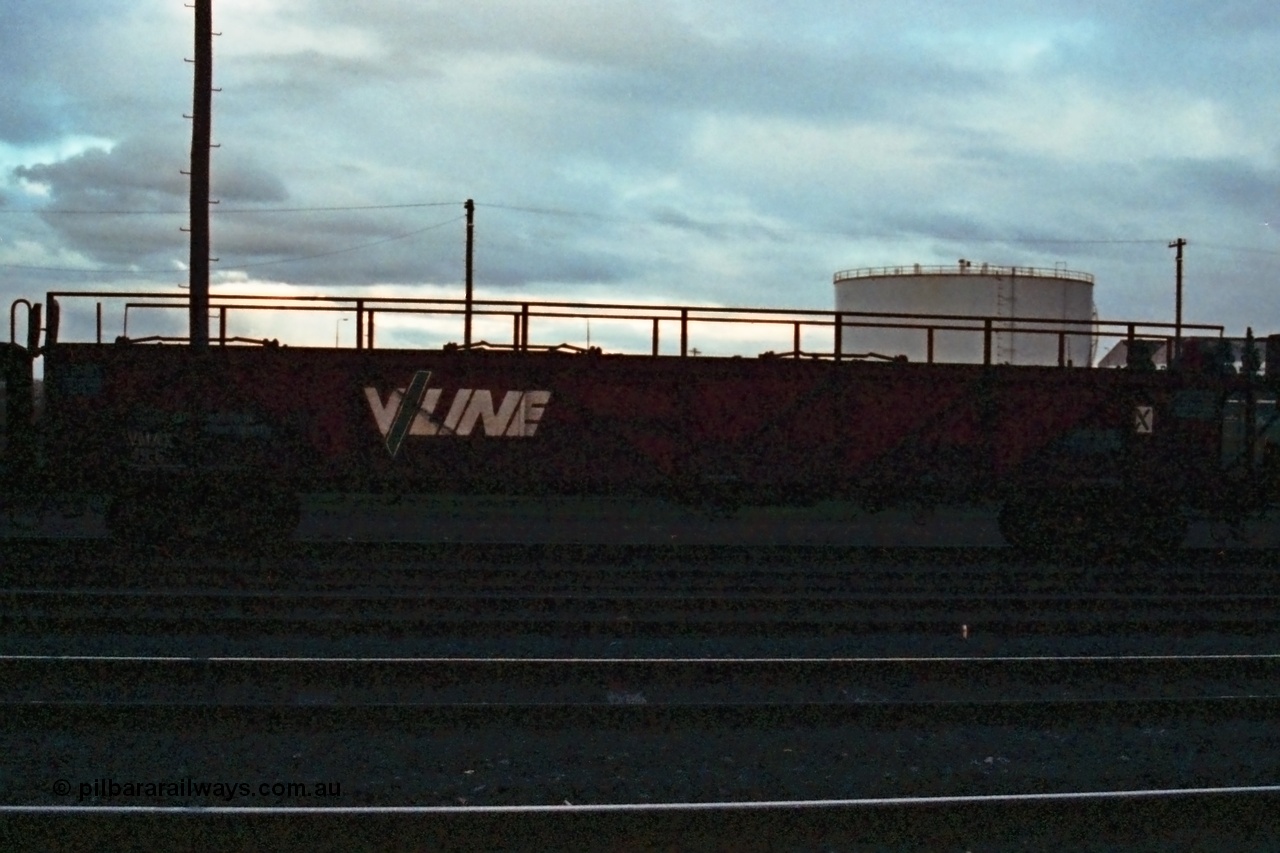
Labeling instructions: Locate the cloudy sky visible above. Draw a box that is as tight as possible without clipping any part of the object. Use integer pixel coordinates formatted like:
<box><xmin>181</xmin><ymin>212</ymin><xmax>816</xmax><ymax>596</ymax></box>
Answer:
<box><xmin>3</xmin><ymin>0</ymin><xmax>1279</xmax><ymax>350</ymax></box>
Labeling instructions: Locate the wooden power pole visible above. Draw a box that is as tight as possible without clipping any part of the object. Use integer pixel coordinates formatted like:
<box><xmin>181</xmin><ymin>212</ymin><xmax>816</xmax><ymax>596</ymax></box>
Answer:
<box><xmin>188</xmin><ymin>0</ymin><xmax>213</xmax><ymax>348</ymax></box>
<box><xmin>464</xmin><ymin>199</ymin><xmax>475</xmax><ymax>347</ymax></box>
<box><xmin>1169</xmin><ymin>237</ymin><xmax>1186</xmax><ymax>363</ymax></box>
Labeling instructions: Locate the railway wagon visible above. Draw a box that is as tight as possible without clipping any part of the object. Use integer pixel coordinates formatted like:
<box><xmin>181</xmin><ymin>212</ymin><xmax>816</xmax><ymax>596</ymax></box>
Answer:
<box><xmin>4</xmin><ymin>291</ymin><xmax>1280</xmax><ymax>552</ymax></box>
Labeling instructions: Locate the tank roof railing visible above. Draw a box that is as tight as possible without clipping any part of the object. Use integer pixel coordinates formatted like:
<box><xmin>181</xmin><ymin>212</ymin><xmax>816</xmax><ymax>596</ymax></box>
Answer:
<box><xmin>834</xmin><ymin>263</ymin><xmax>1095</xmax><ymax>284</ymax></box>
<box><xmin>36</xmin><ymin>289</ymin><xmax>1224</xmax><ymax>367</ymax></box>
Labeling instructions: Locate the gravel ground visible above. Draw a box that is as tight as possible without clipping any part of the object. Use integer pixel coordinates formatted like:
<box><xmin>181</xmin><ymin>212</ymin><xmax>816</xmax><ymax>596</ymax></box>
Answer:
<box><xmin>6</xmin><ymin>717</ymin><xmax>1280</xmax><ymax>808</ymax></box>
<box><xmin>6</xmin><ymin>502</ymin><xmax>1279</xmax><ymax>848</ymax></box>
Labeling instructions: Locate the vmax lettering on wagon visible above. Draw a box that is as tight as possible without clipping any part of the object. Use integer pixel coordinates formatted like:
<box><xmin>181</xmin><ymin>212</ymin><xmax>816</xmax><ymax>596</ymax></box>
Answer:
<box><xmin>365</xmin><ymin>371</ymin><xmax>551</xmax><ymax>457</ymax></box>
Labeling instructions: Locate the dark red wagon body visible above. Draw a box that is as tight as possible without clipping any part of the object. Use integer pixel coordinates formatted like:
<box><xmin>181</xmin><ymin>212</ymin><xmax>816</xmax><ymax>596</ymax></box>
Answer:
<box><xmin>5</xmin><ymin>291</ymin><xmax>1276</xmax><ymax>549</ymax></box>
<box><xmin>35</xmin><ymin>343</ymin><xmax>1214</xmax><ymax>502</ymax></box>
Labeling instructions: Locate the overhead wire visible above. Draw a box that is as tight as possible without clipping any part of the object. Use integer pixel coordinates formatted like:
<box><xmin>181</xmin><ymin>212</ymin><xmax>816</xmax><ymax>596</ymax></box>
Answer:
<box><xmin>230</xmin><ymin>215</ymin><xmax>464</xmax><ymax>270</ymax></box>
<box><xmin>1001</xmin><ymin>238</ymin><xmax>1171</xmax><ymax>245</ymax></box>
<box><xmin>1196</xmin><ymin>242</ymin><xmax>1280</xmax><ymax>257</ymax></box>
<box><xmin>0</xmin><ymin>213</ymin><xmax>465</xmax><ymax>274</ymax></box>
<box><xmin>0</xmin><ymin>201</ymin><xmax>464</xmax><ymax>216</ymax></box>
<box><xmin>0</xmin><ymin>198</ymin><xmax>1260</xmax><ymax>248</ymax></box>
<box><xmin>3</xmin><ymin>198</ymin><xmax>1279</xmax><ymax>276</ymax></box>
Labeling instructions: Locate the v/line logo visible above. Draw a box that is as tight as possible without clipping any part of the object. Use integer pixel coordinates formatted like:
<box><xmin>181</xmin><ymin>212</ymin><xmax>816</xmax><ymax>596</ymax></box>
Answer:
<box><xmin>365</xmin><ymin>371</ymin><xmax>552</xmax><ymax>457</ymax></box>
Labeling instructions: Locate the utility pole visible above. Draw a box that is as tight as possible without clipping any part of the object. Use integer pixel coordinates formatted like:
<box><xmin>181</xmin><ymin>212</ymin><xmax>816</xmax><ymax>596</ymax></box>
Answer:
<box><xmin>188</xmin><ymin>0</ymin><xmax>213</xmax><ymax>348</ymax></box>
<box><xmin>464</xmin><ymin>199</ymin><xmax>475</xmax><ymax>348</ymax></box>
<box><xmin>1169</xmin><ymin>237</ymin><xmax>1186</xmax><ymax>364</ymax></box>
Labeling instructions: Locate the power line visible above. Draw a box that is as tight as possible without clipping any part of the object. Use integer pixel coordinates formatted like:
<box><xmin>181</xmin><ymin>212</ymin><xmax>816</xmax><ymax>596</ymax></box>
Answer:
<box><xmin>230</xmin><ymin>215</ymin><xmax>463</xmax><ymax>270</ymax></box>
<box><xmin>0</xmin><ymin>201</ymin><xmax>464</xmax><ymax>216</ymax></box>
<box><xmin>478</xmin><ymin>202</ymin><xmax>630</xmax><ymax>223</ymax></box>
<box><xmin>8</xmin><ymin>197</ymin><xmax>1271</xmax><ymax>256</ymax></box>
<box><xmin>1004</xmin><ymin>238</ymin><xmax>1170</xmax><ymax>245</ymax></box>
<box><xmin>219</xmin><ymin>201</ymin><xmax>464</xmax><ymax>215</ymax></box>
<box><xmin>0</xmin><ymin>214</ymin><xmax>464</xmax><ymax>274</ymax></box>
<box><xmin>1196</xmin><ymin>242</ymin><xmax>1280</xmax><ymax>257</ymax></box>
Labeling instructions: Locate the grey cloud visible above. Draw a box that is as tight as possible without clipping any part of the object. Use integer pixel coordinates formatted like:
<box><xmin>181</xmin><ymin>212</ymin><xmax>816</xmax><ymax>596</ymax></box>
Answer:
<box><xmin>0</xmin><ymin>2</ymin><xmax>186</xmax><ymax>146</ymax></box>
<box><xmin>5</xmin><ymin>0</ymin><xmax>1280</xmax><ymax>338</ymax></box>
<box><xmin>296</xmin><ymin>0</ymin><xmax>1000</xmax><ymax>126</ymax></box>
<box><xmin>231</xmin><ymin>50</ymin><xmax>411</xmax><ymax>99</ymax></box>
<box><xmin>0</xmin><ymin>89</ymin><xmax>74</xmax><ymax>147</ymax></box>
<box><xmin>211</xmin><ymin>156</ymin><xmax>291</xmax><ymax>205</ymax></box>
<box><xmin>1162</xmin><ymin>158</ymin><xmax>1280</xmax><ymax>214</ymax></box>
<box><xmin>16</xmin><ymin>141</ymin><xmax>186</xmax><ymax>204</ymax></box>
<box><xmin>875</xmin><ymin>211</ymin><xmax>1011</xmax><ymax>247</ymax></box>
<box><xmin>209</xmin><ymin>219</ymin><xmax>630</xmax><ymax>289</ymax></box>
<box><xmin>647</xmin><ymin>206</ymin><xmax>792</xmax><ymax>244</ymax></box>
<box><xmin>10</xmin><ymin>136</ymin><xmax>288</xmax><ymax>267</ymax></box>
<box><xmin>14</xmin><ymin>137</ymin><xmax>288</xmax><ymax>211</ymax></box>
<box><xmin>213</xmin><ymin>211</ymin><xmax>431</xmax><ymax>270</ymax></box>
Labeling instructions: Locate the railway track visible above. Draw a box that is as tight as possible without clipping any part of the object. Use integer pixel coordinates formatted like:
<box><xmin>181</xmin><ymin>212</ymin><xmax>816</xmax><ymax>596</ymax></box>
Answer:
<box><xmin>4</xmin><ymin>653</ymin><xmax>1280</xmax><ymax>834</ymax></box>
<box><xmin>5</xmin><ymin>788</ymin><xmax>1280</xmax><ymax>852</ymax></box>
<box><xmin>6</xmin><ymin>543</ymin><xmax>1280</xmax><ymax>660</ymax></box>
<box><xmin>4</xmin><ymin>585</ymin><xmax>1280</xmax><ymax>645</ymax></box>
<box><xmin>5</xmin><ymin>543</ymin><xmax>1278</xmax><ymax>848</ymax></box>
<box><xmin>5</xmin><ymin>653</ymin><xmax>1279</xmax><ymax>713</ymax></box>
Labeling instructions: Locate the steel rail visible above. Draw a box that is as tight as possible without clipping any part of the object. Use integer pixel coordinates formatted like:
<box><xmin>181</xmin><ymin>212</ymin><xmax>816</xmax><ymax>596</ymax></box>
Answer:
<box><xmin>5</xmin><ymin>787</ymin><xmax>1278</xmax><ymax>850</ymax></box>
<box><xmin>4</xmin><ymin>652</ymin><xmax>1280</xmax><ymax>663</ymax></box>
<box><xmin>6</xmin><ymin>784</ymin><xmax>1280</xmax><ymax>812</ymax></box>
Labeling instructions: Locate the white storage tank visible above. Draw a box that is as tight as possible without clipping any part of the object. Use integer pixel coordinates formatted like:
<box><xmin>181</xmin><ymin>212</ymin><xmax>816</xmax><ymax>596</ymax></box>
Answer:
<box><xmin>833</xmin><ymin>261</ymin><xmax>1096</xmax><ymax>365</ymax></box>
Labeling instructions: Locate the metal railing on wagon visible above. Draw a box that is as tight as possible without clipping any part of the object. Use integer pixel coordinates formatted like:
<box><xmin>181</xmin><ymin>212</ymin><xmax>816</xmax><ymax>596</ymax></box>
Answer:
<box><xmin>32</xmin><ymin>290</ymin><xmax>1225</xmax><ymax>367</ymax></box>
